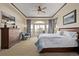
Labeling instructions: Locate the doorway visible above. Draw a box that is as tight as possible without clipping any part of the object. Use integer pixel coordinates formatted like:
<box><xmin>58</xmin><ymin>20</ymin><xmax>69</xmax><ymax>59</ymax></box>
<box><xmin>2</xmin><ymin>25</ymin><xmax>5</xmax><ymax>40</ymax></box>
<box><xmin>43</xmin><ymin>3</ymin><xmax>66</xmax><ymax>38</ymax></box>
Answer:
<box><xmin>31</xmin><ymin>21</ymin><xmax>48</xmax><ymax>36</ymax></box>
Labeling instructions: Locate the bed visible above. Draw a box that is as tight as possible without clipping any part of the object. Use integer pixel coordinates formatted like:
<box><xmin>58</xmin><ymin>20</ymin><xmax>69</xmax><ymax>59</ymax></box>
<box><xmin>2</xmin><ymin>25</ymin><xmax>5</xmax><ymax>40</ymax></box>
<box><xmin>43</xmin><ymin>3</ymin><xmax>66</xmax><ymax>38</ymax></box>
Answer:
<box><xmin>35</xmin><ymin>27</ymin><xmax>79</xmax><ymax>53</ymax></box>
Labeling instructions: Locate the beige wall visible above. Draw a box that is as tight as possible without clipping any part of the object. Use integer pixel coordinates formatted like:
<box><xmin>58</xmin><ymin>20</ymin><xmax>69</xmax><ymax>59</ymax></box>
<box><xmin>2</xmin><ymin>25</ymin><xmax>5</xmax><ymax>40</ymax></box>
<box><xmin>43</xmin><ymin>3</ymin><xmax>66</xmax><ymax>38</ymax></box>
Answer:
<box><xmin>0</xmin><ymin>3</ymin><xmax>26</xmax><ymax>31</ymax></box>
<box><xmin>0</xmin><ymin>3</ymin><xmax>26</xmax><ymax>48</ymax></box>
<box><xmin>53</xmin><ymin>3</ymin><xmax>79</xmax><ymax>29</ymax></box>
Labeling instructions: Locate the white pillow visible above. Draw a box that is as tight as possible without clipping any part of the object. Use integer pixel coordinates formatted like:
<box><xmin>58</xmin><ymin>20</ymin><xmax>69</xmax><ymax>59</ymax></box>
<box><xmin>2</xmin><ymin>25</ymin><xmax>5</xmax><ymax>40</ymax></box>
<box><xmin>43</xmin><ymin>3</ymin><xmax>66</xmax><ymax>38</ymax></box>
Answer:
<box><xmin>64</xmin><ymin>31</ymin><xmax>78</xmax><ymax>39</ymax></box>
<box><xmin>56</xmin><ymin>31</ymin><xmax>64</xmax><ymax>35</ymax></box>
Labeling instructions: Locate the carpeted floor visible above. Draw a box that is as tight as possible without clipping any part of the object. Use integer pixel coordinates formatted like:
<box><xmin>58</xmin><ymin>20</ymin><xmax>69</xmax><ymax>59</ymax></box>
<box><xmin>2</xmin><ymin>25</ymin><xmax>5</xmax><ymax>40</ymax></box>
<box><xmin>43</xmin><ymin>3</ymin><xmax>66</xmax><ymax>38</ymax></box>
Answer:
<box><xmin>0</xmin><ymin>37</ymin><xmax>79</xmax><ymax>56</ymax></box>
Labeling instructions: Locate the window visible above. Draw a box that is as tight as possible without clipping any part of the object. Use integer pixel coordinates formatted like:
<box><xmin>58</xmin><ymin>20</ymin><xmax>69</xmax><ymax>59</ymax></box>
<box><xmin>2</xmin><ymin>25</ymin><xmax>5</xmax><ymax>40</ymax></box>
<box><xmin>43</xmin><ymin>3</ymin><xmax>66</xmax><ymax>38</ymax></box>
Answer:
<box><xmin>31</xmin><ymin>24</ymin><xmax>33</xmax><ymax>33</ymax></box>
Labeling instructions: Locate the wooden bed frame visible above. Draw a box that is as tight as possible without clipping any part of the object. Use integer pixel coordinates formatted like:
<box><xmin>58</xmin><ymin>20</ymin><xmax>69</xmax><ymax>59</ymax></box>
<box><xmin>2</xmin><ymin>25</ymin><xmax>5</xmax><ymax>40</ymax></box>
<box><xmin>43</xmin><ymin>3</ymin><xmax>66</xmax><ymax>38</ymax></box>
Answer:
<box><xmin>40</xmin><ymin>27</ymin><xmax>79</xmax><ymax>53</ymax></box>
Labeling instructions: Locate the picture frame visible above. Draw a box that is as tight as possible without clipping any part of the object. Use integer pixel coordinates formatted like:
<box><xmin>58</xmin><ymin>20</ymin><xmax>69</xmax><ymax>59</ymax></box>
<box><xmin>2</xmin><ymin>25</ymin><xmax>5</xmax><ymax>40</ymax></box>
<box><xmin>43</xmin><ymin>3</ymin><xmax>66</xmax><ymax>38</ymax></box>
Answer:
<box><xmin>63</xmin><ymin>10</ymin><xmax>76</xmax><ymax>25</ymax></box>
<box><xmin>1</xmin><ymin>11</ymin><xmax>15</xmax><ymax>25</ymax></box>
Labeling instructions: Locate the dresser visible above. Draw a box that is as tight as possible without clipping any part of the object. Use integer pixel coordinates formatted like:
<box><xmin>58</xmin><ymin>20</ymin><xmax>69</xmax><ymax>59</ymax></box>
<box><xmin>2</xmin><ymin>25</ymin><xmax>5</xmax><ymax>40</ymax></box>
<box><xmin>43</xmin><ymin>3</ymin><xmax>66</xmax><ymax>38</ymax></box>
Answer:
<box><xmin>0</xmin><ymin>27</ymin><xmax>20</xmax><ymax>49</ymax></box>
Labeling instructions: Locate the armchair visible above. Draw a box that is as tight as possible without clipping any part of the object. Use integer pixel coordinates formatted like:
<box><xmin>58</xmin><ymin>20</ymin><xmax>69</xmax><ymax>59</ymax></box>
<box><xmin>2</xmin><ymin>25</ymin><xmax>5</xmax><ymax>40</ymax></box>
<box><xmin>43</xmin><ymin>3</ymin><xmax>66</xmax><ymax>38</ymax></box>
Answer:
<box><xmin>21</xmin><ymin>32</ymin><xmax>31</xmax><ymax>40</ymax></box>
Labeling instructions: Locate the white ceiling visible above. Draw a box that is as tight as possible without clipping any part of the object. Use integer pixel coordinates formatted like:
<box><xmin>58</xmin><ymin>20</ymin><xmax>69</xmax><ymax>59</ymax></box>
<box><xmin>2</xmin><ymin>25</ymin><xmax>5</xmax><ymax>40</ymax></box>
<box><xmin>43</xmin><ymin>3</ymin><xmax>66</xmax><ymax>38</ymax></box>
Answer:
<box><xmin>14</xmin><ymin>3</ymin><xmax>64</xmax><ymax>18</ymax></box>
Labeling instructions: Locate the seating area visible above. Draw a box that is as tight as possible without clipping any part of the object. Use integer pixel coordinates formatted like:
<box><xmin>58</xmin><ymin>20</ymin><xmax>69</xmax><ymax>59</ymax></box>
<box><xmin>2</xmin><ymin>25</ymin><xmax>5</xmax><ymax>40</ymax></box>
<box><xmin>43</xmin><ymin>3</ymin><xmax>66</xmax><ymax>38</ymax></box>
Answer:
<box><xmin>21</xmin><ymin>32</ymin><xmax>31</xmax><ymax>40</ymax></box>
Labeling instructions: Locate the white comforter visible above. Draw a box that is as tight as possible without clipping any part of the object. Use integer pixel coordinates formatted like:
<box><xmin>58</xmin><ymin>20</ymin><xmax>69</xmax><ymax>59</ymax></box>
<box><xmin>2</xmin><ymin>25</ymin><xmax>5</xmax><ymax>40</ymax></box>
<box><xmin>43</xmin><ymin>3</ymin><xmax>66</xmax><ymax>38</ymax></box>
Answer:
<box><xmin>36</xmin><ymin>33</ymin><xmax>78</xmax><ymax>51</ymax></box>
<box><xmin>38</xmin><ymin>33</ymin><xmax>64</xmax><ymax>39</ymax></box>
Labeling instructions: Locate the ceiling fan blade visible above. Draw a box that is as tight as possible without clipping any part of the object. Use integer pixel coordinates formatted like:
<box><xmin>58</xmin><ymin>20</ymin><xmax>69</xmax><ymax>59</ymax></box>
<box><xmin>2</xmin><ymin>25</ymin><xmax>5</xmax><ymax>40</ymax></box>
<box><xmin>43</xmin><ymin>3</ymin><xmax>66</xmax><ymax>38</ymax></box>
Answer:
<box><xmin>42</xmin><ymin>7</ymin><xmax>47</xmax><ymax>10</ymax></box>
<box><xmin>41</xmin><ymin>11</ymin><xmax>46</xmax><ymax>13</ymax></box>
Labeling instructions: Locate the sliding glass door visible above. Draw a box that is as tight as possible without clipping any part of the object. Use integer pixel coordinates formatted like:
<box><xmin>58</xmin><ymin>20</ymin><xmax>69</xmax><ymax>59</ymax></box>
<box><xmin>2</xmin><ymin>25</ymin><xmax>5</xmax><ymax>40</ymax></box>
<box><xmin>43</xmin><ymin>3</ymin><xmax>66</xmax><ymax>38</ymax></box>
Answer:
<box><xmin>35</xmin><ymin>24</ymin><xmax>45</xmax><ymax>35</ymax></box>
<box><xmin>31</xmin><ymin>24</ymin><xmax>48</xmax><ymax>36</ymax></box>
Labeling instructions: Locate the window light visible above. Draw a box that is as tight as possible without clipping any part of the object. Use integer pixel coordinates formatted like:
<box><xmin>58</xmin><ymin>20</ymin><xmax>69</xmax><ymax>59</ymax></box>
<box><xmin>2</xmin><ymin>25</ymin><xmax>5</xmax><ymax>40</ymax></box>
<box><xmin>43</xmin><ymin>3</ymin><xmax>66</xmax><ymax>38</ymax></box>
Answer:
<box><xmin>35</xmin><ymin>21</ymin><xmax>44</xmax><ymax>24</ymax></box>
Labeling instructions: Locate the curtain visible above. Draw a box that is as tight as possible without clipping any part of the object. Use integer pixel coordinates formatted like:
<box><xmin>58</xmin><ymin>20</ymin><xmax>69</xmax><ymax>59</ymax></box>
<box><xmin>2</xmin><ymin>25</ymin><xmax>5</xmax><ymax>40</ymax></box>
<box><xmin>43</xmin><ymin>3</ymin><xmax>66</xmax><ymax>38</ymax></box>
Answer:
<box><xmin>53</xmin><ymin>17</ymin><xmax>57</xmax><ymax>32</ymax></box>
<box><xmin>48</xmin><ymin>19</ymin><xmax>53</xmax><ymax>33</ymax></box>
<box><xmin>48</xmin><ymin>19</ymin><xmax>57</xmax><ymax>33</ymax></box>
<box><xmin>26</xmin><ymin>19</ymin><xmax>31</xmax><ymax>35</ymax></box>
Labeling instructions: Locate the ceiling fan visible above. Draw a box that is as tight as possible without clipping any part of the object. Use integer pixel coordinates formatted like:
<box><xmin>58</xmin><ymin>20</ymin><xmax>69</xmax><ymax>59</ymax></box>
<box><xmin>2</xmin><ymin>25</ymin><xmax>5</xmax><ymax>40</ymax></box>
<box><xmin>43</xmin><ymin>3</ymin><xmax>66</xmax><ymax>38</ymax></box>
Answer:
<box><xmin>33</xmin><ymin>6</ymin><xmax>47</xmax><ymax>14</ymax></box>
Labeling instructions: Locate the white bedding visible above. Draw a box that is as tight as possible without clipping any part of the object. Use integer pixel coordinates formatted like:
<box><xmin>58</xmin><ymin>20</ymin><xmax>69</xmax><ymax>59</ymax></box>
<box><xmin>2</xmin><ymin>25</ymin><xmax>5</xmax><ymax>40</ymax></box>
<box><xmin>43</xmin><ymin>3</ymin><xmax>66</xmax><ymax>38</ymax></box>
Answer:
<box><xmin>40</xmin><ymin>37</ymin><xmax>77</xmax><ymax>48</ymax></box>
<box><xmin>36</xmin><ymin>33</ymin><xmax>78</xmax><ymax>51</ymax></box>
<box><xmin>38</xmin><ymin>33</ymin><xmax>64</xmax><ymax>39</ymax></box>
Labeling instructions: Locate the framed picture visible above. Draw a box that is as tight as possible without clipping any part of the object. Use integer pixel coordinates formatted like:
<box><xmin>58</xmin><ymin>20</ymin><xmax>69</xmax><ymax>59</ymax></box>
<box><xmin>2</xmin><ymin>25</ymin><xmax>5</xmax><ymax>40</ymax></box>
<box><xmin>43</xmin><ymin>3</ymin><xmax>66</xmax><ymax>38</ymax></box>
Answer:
<box><xmin>63</xmin><ymin>10</ymin><xmax>76</xmax><ymax>25</ymax></box>
<box><xmin>1</xmin><ymin>11</ymin><xmax>15</xmax><ymax>25</ymax></box>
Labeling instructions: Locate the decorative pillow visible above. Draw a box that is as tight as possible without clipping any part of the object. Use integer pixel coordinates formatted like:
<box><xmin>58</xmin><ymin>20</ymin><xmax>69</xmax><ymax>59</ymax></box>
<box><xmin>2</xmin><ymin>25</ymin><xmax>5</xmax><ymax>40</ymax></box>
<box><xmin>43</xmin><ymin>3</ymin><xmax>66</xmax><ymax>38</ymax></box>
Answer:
<box><xmin>56</xmin><ymin>31</ymin><xmax>64</xmax><ymax>35</ymax></box>
<box><xmin>63</xmin><ymin>31</ymin><xmax>78</xmax><ymax>39</ymax></box>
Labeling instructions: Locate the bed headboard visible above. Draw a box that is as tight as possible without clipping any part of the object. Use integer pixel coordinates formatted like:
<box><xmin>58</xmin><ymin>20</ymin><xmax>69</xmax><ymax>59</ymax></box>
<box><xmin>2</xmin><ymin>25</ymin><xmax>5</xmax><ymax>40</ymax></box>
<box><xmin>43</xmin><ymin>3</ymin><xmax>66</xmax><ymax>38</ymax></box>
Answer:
<box><xmin>59</xmin><ymin>27</ymin><xmax>79</xmax><ymax>40</ymax></box>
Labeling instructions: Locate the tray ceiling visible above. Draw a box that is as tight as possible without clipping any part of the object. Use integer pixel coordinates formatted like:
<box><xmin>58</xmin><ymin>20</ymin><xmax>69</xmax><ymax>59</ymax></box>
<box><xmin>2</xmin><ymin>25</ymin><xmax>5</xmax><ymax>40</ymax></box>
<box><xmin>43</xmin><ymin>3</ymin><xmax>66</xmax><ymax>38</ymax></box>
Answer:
<box><xmin>13</xmin><ymin>3</ymin><xmax>65</xmax><ymax>18</ymax></box>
